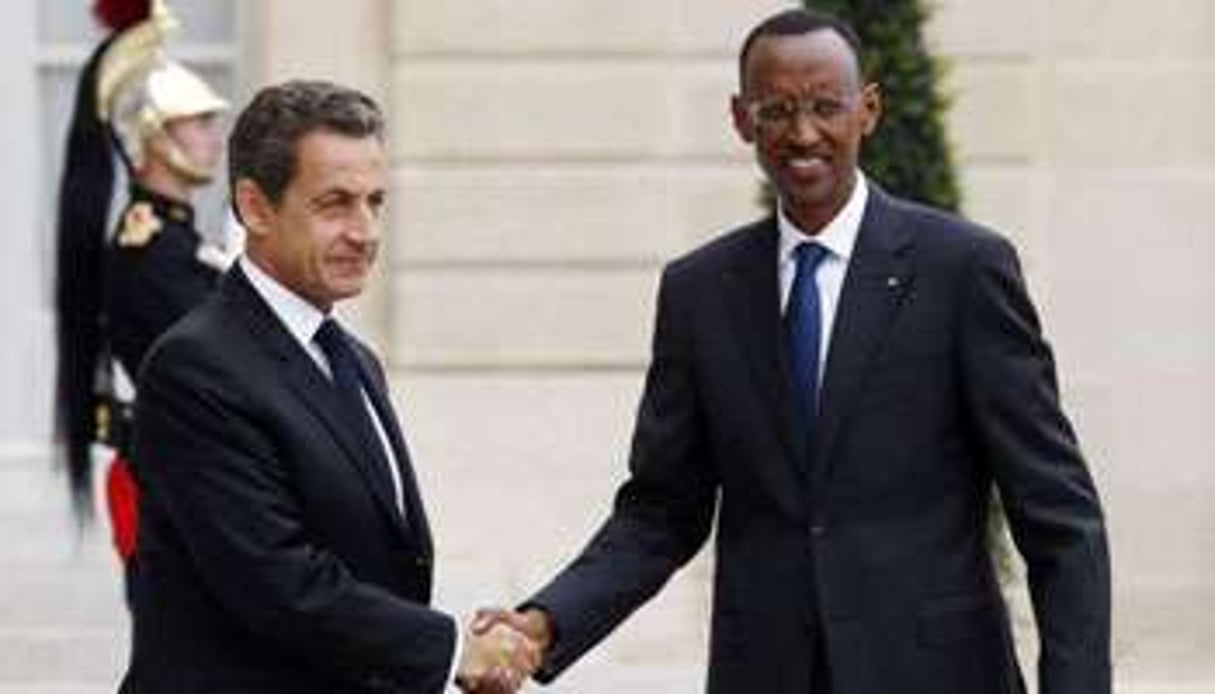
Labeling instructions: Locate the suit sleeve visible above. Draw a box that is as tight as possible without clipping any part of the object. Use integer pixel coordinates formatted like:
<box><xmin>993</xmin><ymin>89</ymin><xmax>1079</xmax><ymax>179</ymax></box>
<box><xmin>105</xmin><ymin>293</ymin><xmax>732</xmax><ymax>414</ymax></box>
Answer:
<box><xmin>135</xmin><ymin>344</ymin><xmax>456</xmax><ymax>693</ymax></box>
<box><xmin>958</xmin><ymin>234</ymin><xmax>1111</xmax><ymax>694</ymax></box>
<box><xmin>526</xmin><ymin>265</ymin><xmax>718</xmax><ymax>682</ymax></box>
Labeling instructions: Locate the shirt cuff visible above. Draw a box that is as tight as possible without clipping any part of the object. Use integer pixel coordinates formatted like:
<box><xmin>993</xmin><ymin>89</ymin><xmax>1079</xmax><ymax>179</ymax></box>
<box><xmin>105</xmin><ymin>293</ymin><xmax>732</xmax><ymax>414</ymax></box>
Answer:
<box><xmin>445</xmin><ymin>616</ymin><xmax>464</xmax><ymax>692</ymax></box>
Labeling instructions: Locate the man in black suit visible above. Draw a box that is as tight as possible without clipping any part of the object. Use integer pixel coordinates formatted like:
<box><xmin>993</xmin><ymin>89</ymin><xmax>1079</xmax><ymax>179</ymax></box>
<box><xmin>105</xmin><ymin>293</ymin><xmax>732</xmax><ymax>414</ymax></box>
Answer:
<box><xmin>122</xmin><ymin>81</ymin><xmax>539</xmax><ymax>693</ymax></box>
<box><xmin>478</xmin><ymin>8</ymin><xmax>1111</xmax><ymax>694</ymax></box>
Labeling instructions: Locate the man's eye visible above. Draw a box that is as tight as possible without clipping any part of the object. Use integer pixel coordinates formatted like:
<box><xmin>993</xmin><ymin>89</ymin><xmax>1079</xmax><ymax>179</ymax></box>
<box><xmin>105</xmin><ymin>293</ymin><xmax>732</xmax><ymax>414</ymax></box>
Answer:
<box><xmin>316</xmin><ymin>196</ymin><xmax>349</xmax><ymax>212</ymax></box>
<box><xmin>757</xmin><ymin>102</ymin><xmax>796</xmax><ymax>120</ymax></box>
<box><xmin>813</xmin><ymin>100</ymin><xmax>846</xmax><ymax>118</ymax></box>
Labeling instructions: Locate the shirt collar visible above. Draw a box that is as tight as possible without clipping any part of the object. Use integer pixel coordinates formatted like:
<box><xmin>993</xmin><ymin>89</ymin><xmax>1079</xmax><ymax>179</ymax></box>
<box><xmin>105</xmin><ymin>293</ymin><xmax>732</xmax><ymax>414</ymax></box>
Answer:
<box><xmin>778</xmin><ymin>172</ymin><xmax>869</xmax><ymax>264</ymax></box>
<box><xmin>239</xmin><ymin>256</ymin><xmax>329</xmax><ymax>349</ymax></box>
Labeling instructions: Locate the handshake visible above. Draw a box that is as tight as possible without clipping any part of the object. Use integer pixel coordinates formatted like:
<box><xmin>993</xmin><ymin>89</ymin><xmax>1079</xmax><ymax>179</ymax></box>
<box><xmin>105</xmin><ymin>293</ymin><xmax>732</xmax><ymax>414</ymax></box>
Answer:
<box><xmin>454</xmin><ymin>608</ymin><xmax>553</xmax><ymax>693</ymax></box>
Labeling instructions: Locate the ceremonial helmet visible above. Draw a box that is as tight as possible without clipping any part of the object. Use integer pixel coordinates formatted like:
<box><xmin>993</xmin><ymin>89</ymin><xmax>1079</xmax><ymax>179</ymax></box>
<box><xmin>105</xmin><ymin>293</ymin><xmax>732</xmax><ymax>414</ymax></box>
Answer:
<box><xmin>96</xmin><ymin>0</ymin><xmax>229</xmax><ymax>181</ymax></box>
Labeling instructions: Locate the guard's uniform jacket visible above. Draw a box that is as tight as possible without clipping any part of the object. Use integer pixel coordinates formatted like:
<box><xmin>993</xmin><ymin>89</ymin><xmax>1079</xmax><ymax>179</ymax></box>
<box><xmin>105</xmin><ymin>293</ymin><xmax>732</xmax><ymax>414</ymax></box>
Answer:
<box><xmin>107</xmin><ymin>184</ymin><xmax>221</xmax><ymax>381</ymax></box>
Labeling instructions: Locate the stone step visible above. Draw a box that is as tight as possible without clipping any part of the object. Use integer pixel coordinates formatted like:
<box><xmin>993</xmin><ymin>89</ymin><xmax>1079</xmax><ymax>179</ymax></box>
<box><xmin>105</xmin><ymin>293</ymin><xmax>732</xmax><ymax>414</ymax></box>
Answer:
<box><xmin>0</xmin><ymin>564</ymin><xmax>125</xmax><ymax>629</ymax></box>
<box><xmin>0</xmin><ymin>628</ymin><xmax>124</xmax><ymax>687</ymax></box>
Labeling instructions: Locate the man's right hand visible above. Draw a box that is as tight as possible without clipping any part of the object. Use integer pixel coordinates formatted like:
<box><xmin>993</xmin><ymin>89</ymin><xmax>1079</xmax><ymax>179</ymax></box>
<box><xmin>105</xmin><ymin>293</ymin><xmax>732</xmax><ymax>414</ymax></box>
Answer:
<box><xmin>455</xmin><ymin>618</ymin><xmax>542</xmax><ymax>693</ymax></box>
<box><xmin>470</xmin><ymin>608</ymin><xmax>553</xmax><ymax>659</ymax></box>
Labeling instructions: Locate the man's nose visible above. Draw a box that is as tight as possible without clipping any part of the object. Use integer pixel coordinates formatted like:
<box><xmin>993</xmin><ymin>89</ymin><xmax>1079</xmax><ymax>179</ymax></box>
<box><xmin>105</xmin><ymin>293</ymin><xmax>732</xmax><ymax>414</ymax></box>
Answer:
<box><xmin>346</xmin><ymin>203</ymin><xmax>380</xmax><ymax>241</ymax></box>
<box><xmin>786</xmin><ymin>111</ymin><xmax>824</xmax><ymax>145</ymax></box>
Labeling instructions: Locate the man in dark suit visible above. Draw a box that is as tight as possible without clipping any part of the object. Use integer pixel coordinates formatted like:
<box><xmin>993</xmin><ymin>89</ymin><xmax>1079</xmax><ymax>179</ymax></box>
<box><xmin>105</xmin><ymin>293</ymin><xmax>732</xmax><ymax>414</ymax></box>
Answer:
<box><xmin>477</xmin><ymin>8</ymin><xmax>1111</xmax><ymax>694</ymax></box>
<box><xmin>122</xmin><ymin>80</ymin><xmax>539</xmax><ymax>693</ymax></box>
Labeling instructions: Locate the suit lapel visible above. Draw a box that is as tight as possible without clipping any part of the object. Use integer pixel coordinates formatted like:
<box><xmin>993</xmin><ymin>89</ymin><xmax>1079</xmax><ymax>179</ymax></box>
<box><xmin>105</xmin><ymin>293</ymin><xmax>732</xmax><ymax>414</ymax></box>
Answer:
<box><xmin>221</xmin><ymin>267</ymin><xmax>415</xmax><ymax>544</ymax></box>
<box><xmin>813</xmin><ymin>189</ymin><xmax>915</xmax><ymax>490</ymax></box>
<box><xmin>284</xmin><ymin>359</ymin><xmax>416</xmax><ymax>542</ymax></box>
<box><xmin>722</xmin><ymin>217</ymin><xmax>807</xmax><ymax>465</ymax></box>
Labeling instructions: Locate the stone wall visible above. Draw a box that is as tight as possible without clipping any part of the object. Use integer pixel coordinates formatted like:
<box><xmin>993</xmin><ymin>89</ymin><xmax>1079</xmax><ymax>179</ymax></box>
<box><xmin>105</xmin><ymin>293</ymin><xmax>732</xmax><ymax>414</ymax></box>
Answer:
<box><xmin>386</xmin><ymin>3</ymin><xmax>791</xmax><ymax>689</ymax></box>
<box><xmin>932</xmin><ymin>0</ymin><xmax>1215</xmax><ymax>686</ymax></box>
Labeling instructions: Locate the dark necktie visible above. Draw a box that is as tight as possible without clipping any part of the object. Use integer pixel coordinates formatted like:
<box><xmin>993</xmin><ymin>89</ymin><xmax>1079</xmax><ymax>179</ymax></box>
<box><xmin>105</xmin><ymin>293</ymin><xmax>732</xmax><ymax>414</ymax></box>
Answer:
<box><xmin>786</xmin><ymin>242</ymin><xmax>830</xmax><ymax>429</ymax></box>
<box><xmin>313</xmin><ymin>318</ymin><xmax>404</xmax><ymax>517</ymax></box>
<box><xmin>787</xmin><ymin>246</ymin><xmax>833</xmax><ymax>689</ymax></box>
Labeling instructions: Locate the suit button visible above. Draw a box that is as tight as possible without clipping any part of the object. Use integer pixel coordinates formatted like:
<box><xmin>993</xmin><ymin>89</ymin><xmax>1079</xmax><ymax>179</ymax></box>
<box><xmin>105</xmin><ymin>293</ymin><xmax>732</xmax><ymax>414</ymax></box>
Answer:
<box><xmin>415</xmin><ymin>556</ymin><xmax>431</xmax><ymax>568</ymax></box>
<box><xmin>810</xmin><ymin>525</ymin><xmax>826</xmax><ymax>537</ymax></box>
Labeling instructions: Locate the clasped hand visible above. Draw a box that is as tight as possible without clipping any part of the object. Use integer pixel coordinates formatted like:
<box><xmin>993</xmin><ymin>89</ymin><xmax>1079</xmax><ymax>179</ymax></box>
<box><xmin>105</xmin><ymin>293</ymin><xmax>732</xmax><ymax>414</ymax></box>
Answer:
<box><xmin>454</xmin><ymin>608</ymin><xmax>552</xmax><ymax>693</ymax></box>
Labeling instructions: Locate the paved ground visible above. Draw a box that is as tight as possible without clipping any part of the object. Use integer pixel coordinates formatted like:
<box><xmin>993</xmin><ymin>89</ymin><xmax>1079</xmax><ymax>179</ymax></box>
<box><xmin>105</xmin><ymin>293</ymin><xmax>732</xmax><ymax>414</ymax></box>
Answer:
<box><xmin>2</xmin><ymin>447</ymin><xmax>1210</xmax><ymax>692</ymax></box>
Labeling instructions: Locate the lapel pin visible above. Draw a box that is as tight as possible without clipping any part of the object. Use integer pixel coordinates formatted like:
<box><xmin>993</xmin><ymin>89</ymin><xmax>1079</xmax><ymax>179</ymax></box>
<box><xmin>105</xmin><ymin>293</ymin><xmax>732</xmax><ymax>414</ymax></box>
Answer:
<box><xmin>887</xmin><ymin>276</ymin><xmax>900</xmax><ymax>289</ymax></box>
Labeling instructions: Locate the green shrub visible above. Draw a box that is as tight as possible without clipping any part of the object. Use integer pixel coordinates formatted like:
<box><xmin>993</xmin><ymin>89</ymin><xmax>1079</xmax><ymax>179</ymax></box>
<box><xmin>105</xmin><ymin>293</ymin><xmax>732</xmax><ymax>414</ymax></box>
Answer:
<box><xmin>807</xmin><ymin>0</ymin><xmax>961</xmax><ymax>211</ymax></box>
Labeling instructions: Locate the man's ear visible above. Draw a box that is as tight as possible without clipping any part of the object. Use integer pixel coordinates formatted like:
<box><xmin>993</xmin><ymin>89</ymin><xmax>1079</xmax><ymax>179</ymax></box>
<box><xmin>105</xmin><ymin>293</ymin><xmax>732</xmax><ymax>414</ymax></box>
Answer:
<box><xmin>859</xmin><ymin>82</ymin><xmax>883</xmax><ymax>138</ymax></box>
<box><xmin>233</xmin><ymin>179</ymin><xmax>272</xmax><ymax>238</ymax></box>
<box><xmin>731</xmin><ymin>95</ymin><xmax>756</xmax><ymax>145</ymax></box>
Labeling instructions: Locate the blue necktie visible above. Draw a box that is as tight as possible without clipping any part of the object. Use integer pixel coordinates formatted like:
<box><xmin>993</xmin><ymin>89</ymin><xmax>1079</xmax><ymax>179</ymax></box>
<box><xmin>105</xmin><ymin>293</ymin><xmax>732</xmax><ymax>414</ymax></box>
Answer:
<box><xmin>786</xmin><ymin>242</ymin><xmax>830</xmax><ymax>427</ymax></box>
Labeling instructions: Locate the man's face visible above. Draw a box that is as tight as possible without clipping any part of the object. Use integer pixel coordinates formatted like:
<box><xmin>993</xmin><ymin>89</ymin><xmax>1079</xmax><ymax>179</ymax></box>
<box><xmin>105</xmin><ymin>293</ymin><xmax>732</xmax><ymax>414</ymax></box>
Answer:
<box><xmin>240</xmin><ymin>130</ymin><xmax>387</xmax><ymax>311</ymax></box>
<box><xmin>731</xmin><ymin>30</ymin><xmax>880</xmax><ymax>232</ymax></box>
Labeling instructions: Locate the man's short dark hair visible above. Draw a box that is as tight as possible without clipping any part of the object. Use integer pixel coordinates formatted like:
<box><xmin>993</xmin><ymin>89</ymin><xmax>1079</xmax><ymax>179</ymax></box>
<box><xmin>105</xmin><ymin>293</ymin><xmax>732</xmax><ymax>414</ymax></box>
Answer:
<box><xmin>737</xmin><ymin>8</ymin><xmax>866</xmax><ymax>91</ymax></box>
<box><xmin>228</xmin><ymin>80</ymin><xmax>385</xmax><ymax>216</ymax></box>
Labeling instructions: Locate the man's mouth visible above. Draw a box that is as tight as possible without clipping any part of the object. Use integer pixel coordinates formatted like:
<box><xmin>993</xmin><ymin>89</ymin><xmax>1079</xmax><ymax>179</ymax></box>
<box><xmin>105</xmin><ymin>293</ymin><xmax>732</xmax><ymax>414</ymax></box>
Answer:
<box><xmin>331</xmin><ymin>256</ymin><xmax>369</xmax><ymax>272</ymax></box>
<box><xmin>785</xmin><ymin>155</ymin><xmax>830</xmax><ymax>177</ymax></box>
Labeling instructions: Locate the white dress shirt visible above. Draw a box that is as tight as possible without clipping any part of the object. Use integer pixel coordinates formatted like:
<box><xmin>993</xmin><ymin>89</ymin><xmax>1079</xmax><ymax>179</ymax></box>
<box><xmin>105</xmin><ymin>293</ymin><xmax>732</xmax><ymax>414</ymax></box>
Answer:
<box><xmin>778</xmin><ymin>173</ymin><xmax>869</xmax><ymax>381</ymax></box>
<box><xmin>239</xmin><ymin>257</ymin><xmax>463</xmax><ymax>690</ymax></box>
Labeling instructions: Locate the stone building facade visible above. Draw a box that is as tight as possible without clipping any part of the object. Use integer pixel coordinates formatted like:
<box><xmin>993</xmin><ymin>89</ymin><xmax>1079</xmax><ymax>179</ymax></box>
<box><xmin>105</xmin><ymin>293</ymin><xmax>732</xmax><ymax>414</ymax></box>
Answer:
<box><xmin>0</xmin><ymin>1</ymin><xmax>1211</xmax><ymax>691</ymax></box>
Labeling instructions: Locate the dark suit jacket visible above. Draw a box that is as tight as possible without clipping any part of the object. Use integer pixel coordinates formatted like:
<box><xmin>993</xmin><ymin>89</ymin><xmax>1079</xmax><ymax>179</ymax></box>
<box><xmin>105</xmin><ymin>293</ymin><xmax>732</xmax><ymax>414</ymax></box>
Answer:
<box><xmin>121</xmin><ymin>266</ymin><xmax>454</xmax><ymax>694</ymax></box>
<box><xmin>528</xmin><ymin>188</ymin><xmax>1111</xmax><ymax>694</ymax></box>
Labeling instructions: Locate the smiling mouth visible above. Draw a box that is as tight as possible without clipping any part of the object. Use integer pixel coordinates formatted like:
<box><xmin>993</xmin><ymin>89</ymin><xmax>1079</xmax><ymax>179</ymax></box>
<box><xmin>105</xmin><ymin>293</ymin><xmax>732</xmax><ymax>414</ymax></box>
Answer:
<box><xmin>786</xmin><ymin>156</ymin><xmax>830</xmax><ymax>175</ymax></box>
<box><xmin>331</xmin><ymin>257</ymin><xmax>370</xmax><ymax>271</ymax></box>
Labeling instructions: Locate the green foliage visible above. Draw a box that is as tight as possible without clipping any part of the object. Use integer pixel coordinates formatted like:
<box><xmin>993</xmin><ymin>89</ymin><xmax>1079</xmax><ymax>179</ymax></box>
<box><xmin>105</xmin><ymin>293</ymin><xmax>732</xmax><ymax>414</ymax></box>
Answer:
<box><xmin>806</xmin><ymin>0</ymin><xmax>961</xmax><ymax>211</ymax></box>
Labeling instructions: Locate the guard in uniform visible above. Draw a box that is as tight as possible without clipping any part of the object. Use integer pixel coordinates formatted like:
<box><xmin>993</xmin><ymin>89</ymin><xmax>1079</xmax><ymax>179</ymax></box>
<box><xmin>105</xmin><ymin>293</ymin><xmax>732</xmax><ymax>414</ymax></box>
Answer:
<box><xmin>53</xmin><ymin>0</ymin><xmax>231</xmax><ymax>581</ymax></box>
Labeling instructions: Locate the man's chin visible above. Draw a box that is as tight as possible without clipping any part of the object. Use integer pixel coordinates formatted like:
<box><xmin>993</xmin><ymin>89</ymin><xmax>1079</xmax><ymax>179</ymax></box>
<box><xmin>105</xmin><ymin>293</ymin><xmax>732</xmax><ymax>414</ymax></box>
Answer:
<box><xmin>780</xmin><ymin>186</ymin><xmax>836</xmax><ymax>212</ymax></box>
<box><xmin>315</xmin><ymin>274</ymin><xmax>370</xmax><ymax>305</ymax></box>
<box><xmin>332</xmin><ymin>282</ymin><xmax>367</xmax><ymax>301</ymax></box>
